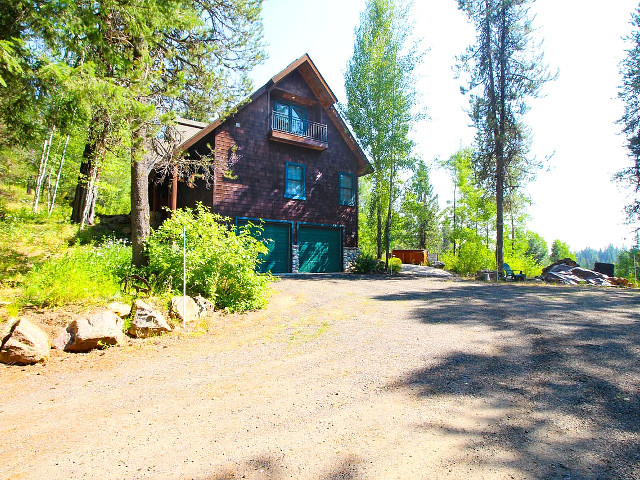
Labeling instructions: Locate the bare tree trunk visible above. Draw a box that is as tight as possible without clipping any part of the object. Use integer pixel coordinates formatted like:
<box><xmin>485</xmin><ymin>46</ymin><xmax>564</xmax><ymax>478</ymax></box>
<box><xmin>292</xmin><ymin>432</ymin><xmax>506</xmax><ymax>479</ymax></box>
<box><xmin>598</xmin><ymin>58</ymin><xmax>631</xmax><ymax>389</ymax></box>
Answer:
<box><xmin>33</xmin><ymin>126</ymin><xmax>55</xmax><ymax>213</ymax></box>
<box><xmin>48</xmin><ymin>133</ymin><xmax>70</xmax><ymax>216</ymax></box>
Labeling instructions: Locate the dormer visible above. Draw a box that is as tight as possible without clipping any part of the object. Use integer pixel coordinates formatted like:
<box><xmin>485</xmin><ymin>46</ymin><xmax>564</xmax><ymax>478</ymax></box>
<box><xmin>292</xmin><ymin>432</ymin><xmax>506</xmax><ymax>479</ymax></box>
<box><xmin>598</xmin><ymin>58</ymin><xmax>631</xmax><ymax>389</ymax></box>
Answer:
<box><xmin>268</xmin><ymin>87</ymin><xmax>328</xmax><ymax>150</ymax></box>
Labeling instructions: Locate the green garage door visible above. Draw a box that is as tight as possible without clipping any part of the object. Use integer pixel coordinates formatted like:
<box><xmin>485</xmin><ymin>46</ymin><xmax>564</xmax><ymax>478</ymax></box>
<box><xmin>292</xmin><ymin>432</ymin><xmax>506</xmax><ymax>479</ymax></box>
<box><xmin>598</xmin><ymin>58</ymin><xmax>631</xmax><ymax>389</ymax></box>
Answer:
<box><xmin>298</xmin><ymin>225</ymin><xmax>342</xmax><ymax>273</ymax></box>
<box><xmin>237</xmin><ymin>220</ymin><xmax>291</xmax><ymax>273</ymax></box>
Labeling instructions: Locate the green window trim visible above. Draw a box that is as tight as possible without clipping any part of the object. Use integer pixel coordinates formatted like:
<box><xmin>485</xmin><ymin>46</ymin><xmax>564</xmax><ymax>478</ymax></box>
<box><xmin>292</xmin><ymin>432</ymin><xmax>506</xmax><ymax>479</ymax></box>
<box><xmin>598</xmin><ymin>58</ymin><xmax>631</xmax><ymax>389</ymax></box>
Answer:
<box><xmin>339</xmin><ymin>171</ymin><xmax>355</xmax><ymax>206</ymax></box>
<box><xmin>285</xmin><ymin>162</ymin><xmax>306</xmax><ymax>200</ymax></box>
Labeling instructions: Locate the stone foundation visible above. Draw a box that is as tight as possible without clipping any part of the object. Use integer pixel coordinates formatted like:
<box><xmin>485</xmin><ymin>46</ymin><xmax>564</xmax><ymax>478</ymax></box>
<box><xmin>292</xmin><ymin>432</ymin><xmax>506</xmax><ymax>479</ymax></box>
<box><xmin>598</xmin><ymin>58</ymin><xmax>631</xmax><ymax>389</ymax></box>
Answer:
<box><xmin>343</xmin><ymin>247</ymin><xmax>360</xmax><ymax>272</ymax></box>
<box><xmin>291</xmin><ymin>244</ymin><xmax>300</xmax><ymax>273</ymax></box>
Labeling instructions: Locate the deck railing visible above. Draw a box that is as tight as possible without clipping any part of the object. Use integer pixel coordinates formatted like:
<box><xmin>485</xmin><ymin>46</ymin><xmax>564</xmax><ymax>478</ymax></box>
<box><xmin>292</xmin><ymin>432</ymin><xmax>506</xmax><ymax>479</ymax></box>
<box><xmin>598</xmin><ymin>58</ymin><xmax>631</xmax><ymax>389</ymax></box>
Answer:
<box><xmin>271</xmin><ymin>111</ymin><xmax>328</xmax><ymax>144</ymax></box>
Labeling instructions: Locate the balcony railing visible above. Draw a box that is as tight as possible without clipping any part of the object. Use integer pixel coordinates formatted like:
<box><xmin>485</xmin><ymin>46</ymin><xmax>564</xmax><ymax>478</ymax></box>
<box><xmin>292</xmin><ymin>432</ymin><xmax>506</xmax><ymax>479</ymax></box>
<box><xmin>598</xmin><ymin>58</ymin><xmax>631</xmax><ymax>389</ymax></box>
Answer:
<box><xmin>271</xmin><ymin>111</ymin><xmax>328</xmax><ymax>144</ymax></box>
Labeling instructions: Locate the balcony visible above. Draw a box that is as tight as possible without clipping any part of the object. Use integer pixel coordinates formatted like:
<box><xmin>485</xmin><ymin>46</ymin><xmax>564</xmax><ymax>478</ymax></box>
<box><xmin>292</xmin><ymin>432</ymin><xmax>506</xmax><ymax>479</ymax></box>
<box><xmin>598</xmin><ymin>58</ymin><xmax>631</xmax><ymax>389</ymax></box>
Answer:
<box><xmin>269</xmin><ymin>111</ymin><xmax>328</xmax><ymax>150</ymax></box>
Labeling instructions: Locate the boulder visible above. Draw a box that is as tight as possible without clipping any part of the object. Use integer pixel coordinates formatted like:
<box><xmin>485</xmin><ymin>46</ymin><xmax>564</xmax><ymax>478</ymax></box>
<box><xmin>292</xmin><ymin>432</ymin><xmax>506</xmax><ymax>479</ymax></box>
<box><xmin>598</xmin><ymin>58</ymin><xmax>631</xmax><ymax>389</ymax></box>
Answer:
<box><xmin>0</xmin><ymin>319</ymin><xmax>50</xmax><ymax>365</ymax></box>
<box><xmin>170</xmin><ymin>296</ymin><xmax>200</xmax><ymax>324</ymax></box>
<box><xmin>194</xmin><ymin>295</ymin><xmax>215</xmax><ymax>317</ymax></box>
<box><xmin>54</xmin><ymin>310</ymin><xmax>125</xmax><ymax>352</ymax></box>
<box><xmin>107</xmin><ymin>301</ymin><xmax>131</xmax><ymax>318</ymax></box>
<box><xmin>129</xmin><ymin>300</ymin><xmax>172</xmax><ymax>338</ymax></box>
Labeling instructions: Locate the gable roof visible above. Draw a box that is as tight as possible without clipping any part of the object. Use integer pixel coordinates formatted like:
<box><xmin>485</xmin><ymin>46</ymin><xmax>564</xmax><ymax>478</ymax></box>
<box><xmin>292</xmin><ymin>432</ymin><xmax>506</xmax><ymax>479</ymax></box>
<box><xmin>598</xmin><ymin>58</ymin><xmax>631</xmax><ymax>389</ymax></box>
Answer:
<box><xmin>178</xmin><ymin>54</ymin><xmax>373</xmax><ymax>176</ymax></box>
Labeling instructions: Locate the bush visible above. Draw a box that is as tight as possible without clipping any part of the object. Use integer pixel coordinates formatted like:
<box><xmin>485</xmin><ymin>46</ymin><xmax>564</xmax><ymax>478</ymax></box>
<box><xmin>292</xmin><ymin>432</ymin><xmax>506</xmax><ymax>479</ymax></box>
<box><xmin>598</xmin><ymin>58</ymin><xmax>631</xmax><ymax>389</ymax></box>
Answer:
<box><xmin>352</xmin><ymin>252</ymin><xmax>386</xmax><ymax>274</ymax></box>
<box><xmin>20</xmin><ymin>238</ymin><xmax>131</xmax><ymax>307</ymax></box>
<box><xmin>144</xmin><ymin>204</ymin><xmax>272</xmax><ymax>312</ymax></box>
<box><xmin>389</xmin><ymin>257</ymin><xmax>402</xmax><ymax>274</ymax></box>
<box><xmin>441</xmin><ymin>242</ymin><xmax>495</xmax><ymax>276</ymax></box>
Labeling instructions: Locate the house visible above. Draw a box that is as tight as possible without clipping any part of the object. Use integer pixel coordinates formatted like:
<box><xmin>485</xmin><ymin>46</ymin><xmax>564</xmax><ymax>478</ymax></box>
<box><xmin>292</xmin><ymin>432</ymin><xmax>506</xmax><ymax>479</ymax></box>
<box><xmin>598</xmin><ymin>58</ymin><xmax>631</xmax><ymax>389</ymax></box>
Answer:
<box><xmin>150</xmin><ymin>54</ymin><xmax>372</xmax><ymax>273</ymax></box>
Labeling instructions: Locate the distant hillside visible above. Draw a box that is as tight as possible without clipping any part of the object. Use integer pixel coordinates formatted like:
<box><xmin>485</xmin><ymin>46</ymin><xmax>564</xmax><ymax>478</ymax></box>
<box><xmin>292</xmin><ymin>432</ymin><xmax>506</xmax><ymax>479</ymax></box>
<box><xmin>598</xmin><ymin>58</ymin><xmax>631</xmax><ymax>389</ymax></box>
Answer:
<box><xmin>575</xmin><ymin>245</ymin><xmax>622</xmax><ymax>269</ymax></box>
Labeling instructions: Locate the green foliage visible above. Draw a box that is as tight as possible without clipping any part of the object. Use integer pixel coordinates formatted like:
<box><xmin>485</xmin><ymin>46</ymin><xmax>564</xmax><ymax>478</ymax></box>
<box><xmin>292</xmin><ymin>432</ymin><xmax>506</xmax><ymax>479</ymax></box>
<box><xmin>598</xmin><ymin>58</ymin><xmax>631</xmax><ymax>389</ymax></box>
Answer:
<box><xmin>550</xmin><ymin>239</ymin><xmax>575</xmax><ymax>263</ymax></box>
<box><xmin>345</xmin><ymin>0</ymin><xmax>422</xmax><ymax>258</ymax></box>
<box><xmin>398</xmin><ymin>158</ymin><xmax>440</xmax><ymax>250</ymax></box>
<box><xmin>144</xmin><ymin>204</ymin><xmax>272</xmax><ymax>312</ymax></box>
<box><xmin>617</xmin><ymin>5</ymin><xmax>640</xmax><ymax>222</ymax></box>
<box><xmin>441</xmin><ymin>241</ymin><xmax>495</xmax><ymax>276</ymax></box>
<box><xmin>457</xmin><ymin>0</ymin><xmax>552</xmax><ymax>269</ymax></box>
<box><xmin>442</xmin><ymin>148</ymin><xmax>496</xmax><ymax>256</ymax></box>
<box><xmin>575</xmin><ymin>245</ymin><xmax>622</xmax><ymax>270</ymax></box>
<box><xmin>615</xmin><ymin>248</ymin><xmax>639</xmax><ymax>281</ymax></box>
<box><xmin>389</xmin><ymin>256</ymin><xmax>402</xmax><ymax>274</ymax></box>
<box><xmin>20</xmin><ymin>239</ymin><xmax>131</xmax><ymax>307</ymax></box>
<box><xmin>352</xmin><ymin>252</ymin><xmax>387</xmax><ymax>274</ymax></box>
<box><xmin>525</xmin><ymin>232</ymin><xmax>548</xmax><ymax>265</ymax></box>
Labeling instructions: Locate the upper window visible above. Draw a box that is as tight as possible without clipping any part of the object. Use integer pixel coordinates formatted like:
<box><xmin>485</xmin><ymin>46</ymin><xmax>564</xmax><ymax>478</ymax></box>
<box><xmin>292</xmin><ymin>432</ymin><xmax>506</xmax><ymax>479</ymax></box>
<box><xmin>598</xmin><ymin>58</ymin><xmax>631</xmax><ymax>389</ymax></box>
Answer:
<box><xmin>339</xmin><ymin>172</ymin><xmax>355</xmax><ymax>206</ymax></box>
<box><xmin>285</xmin><ymin>162</ymin><xmax>305</xmax><ymax>200</ymax></box>
<box><xmin>273</xmin><ymin>100</ymin><xmax>308</xmax><ymax>136</ymax></box>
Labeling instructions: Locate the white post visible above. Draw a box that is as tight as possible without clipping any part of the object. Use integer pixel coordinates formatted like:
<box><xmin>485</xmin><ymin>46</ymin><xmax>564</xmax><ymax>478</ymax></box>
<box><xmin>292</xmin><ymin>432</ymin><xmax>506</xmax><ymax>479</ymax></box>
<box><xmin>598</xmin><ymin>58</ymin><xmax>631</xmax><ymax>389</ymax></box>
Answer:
<box><xmin>183</xmin><ymin>224</ymin><xmax>186</xmax><ymax>329</ymax></box>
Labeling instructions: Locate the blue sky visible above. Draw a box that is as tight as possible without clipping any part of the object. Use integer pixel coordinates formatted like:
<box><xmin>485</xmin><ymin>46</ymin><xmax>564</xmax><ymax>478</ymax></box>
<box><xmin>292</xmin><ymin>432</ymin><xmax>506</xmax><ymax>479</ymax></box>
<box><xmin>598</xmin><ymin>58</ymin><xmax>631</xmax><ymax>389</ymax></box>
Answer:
<box><xmin>251</xmin><ymin>0</ymin><xmax>639</xmax><ymax>251</ymax></box>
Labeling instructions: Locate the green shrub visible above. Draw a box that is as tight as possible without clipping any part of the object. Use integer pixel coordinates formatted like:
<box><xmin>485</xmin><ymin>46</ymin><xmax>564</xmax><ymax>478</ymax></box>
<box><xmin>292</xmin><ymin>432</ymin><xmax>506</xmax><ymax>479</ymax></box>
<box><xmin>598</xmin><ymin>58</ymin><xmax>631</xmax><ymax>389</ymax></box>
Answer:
<box><xmin>20</xmin><ymin>238</ymin><xmax>132</xmax><ymax>307</ymax></box>
<box><xmin>144</xmin><ymin>204</ymin><xmax>272</xmax><ymax>312</ymax></box>
<box><xmin>352</xmin><ymin>252</ymin><xmax>387</xmax><ymax>274</ymax></box>
<box><xmin>389</xmin><ymin>257</ymin><xmax>402</xmax><ymax>274</ymax></box>
<box><xmin>441</xmin><ymin>242</ymin><xmax>495</xmax><ymax>276</ymax></box>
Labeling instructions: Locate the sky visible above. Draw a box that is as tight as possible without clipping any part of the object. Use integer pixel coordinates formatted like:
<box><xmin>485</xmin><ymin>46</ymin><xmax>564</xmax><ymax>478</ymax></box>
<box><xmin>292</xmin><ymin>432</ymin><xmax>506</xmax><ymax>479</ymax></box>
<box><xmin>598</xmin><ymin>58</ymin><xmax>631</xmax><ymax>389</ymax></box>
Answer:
<box><xmin>250</xmin><ymin>0</ymin><xmax>640</xmax><ymax>251</ymax></box>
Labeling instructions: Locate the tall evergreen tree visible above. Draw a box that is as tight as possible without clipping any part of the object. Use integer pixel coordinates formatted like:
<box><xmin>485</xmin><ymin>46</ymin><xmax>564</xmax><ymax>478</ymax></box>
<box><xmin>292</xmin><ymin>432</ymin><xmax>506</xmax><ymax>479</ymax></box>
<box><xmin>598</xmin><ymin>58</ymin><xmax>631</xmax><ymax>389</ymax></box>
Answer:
<box><xmin>457</xmin><ymin>0</ymin><xmax>551</xmax><ymax>274</ymax></box>
<box><xmin>344</xmin><ymin>0</ymin><xmax>421</xmax><ymax>263</ymax></box>
<box><xmin>618</xmin><ymin>3</ymin><xmax>640</xmax><ymax>223</ymax></box>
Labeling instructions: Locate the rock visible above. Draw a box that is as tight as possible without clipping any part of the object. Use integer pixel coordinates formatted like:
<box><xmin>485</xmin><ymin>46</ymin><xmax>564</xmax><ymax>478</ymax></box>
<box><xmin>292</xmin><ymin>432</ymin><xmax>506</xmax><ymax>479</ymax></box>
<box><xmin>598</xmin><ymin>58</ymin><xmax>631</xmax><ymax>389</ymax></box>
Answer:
<box><xmin>54</xmin><ymin>310</ymin><xmax>125</xmax><ymax>352</ymax></box>
<box><xmin>107</xmin><ymin>301</ymin><xmax>131</xmax><ymax>318</ymax></box>
<box><xmin>129</xmin><ymin>300</ymin><xmax>172</xmax><ymax>338</ymax></box>
<box><xmin>0</xmin><ymin>319</ymin><xmax>50</xmax><ymax>365</ymax></box>
<box><xmin>430</xmin><ymin>261</ymin><xmax>445</xmax><ymax>269</ymax></box>
<box><xmin>170</xmin><ymin>296</ymin><xmax>200</xmax><ymax>324</ymax></box>
<box><xmin>194</xmin><ymin>296</ymin><xmax>215</xmax><ymax>317</ymax></box>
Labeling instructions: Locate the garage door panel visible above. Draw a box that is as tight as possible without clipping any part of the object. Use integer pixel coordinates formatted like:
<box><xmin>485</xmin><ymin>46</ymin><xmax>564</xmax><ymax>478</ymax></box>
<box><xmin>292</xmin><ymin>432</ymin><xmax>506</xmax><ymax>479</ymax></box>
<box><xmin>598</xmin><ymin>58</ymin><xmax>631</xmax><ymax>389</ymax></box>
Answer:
<box><xmin>298</xmin><ymin>226</ymin><xmax>342</xmax><ymax>273</ymax></box>
<box><xmin>237</xmin><ymin>220</ymin><xmax>291</xmax><ymax>273</ymax></box>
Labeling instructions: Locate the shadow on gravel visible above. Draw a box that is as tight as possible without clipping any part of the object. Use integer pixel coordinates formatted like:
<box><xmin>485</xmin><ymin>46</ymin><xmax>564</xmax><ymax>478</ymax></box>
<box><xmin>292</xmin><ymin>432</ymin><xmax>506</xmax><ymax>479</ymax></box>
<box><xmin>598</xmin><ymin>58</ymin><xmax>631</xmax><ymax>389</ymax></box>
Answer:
<box><xmin>378</xmin><ymin>284</ymin><xmax>640</xmax><ymax>479</ymax></box>
<box><xmin>200</xmin><ymin>454</ymin><xmax>363</xmax><ymax>480</ymax></box>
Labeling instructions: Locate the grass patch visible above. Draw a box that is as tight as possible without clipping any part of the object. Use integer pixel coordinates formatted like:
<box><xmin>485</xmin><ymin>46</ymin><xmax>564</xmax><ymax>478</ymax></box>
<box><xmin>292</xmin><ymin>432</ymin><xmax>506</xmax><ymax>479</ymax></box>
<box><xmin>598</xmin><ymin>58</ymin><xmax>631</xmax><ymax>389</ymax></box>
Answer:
<box><xmin>0</xmin><ymin>184</ymin><xmax>133</xmax><ymax>312</ymax></box>
<box><xmin>20</xmin><ymin>239</ymin><xmax>132</xmax><ymax>307</ymax></box>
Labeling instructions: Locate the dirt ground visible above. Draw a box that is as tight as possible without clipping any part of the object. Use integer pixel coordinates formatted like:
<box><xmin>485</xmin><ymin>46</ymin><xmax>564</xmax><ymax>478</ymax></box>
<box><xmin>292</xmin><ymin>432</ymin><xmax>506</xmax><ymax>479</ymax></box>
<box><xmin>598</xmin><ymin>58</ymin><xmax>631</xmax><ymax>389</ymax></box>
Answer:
<box><xmin>1</xmin><ymin>267</ymin><xmax>640</xmax><ymax>480</ymax></box>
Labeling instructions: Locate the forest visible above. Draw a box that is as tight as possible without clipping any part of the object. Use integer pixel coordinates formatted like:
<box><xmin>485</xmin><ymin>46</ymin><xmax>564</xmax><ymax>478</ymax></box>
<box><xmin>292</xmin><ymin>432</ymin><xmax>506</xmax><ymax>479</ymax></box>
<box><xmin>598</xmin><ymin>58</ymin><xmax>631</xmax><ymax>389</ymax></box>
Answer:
<box><xmin>1</xmin><ymin>0</ymin><xmax>639</xmax><ymax>317</ymax></box>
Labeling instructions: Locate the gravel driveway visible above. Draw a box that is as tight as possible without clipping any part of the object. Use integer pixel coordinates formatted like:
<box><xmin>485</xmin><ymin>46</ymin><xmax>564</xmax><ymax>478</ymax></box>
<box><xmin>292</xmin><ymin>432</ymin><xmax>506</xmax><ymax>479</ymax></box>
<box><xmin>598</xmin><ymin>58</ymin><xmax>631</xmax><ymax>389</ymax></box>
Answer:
<box><xmin>1</xmin><ymin>269</ymin><xmax>639</xmax><ymax>479</ymax></box>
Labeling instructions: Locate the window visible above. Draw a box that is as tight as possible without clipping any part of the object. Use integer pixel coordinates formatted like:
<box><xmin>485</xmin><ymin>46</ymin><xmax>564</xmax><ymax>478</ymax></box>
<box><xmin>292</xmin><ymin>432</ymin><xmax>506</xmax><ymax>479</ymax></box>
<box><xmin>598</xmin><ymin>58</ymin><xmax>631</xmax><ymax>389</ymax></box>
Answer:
<box><xmin>339</xmin><ymin>172</ymin><xmax>355</xmax><ymax>206</ymax></box>
<box><xmin>273</xmin><ymin>99</ymin><xmax>308</xmax><ymax>136</ymax></box>
<box><xmin>285</xmin><ymin>162</ymin><xmax>305</xmax><ymax>200</ymax></box>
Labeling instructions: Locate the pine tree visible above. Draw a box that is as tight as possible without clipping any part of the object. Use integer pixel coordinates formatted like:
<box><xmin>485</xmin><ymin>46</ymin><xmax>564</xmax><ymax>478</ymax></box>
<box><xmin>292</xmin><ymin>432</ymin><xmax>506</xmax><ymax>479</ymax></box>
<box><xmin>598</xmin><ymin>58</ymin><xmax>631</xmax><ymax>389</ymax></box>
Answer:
<box><xmin>618</xmin><ymin>3</ymin><xmax>640</xmax><ymax>223</ymax></box>
<box><xmin>457</xmin><ymin>0</ymin><xmax>552</xmax><ymax>274</ymax></box>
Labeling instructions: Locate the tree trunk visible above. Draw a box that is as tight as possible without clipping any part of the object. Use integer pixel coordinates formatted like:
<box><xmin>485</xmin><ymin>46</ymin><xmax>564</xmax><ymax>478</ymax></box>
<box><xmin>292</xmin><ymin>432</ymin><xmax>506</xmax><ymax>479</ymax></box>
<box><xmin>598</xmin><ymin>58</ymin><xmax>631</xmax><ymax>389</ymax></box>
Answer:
<box><xmin>452</xmin><ymin>183</ymin><xmax>457</xmax><ymax>255</ymax></box>
<box><xmin>71</xmin><ymin>114</ymin><xmax>108</xmax><ymax>225</ymax></box>
<box><xmin>385</xmin><ymin>161</ymin><xmax>395</xmax><ymax>271</ymax></box>
<box><xmin>48</xmin><ymin>133</ymin><xmax>70</xmax><ymax>216</ymax></box>
<box><xmin>496</xmin><ymin>160</ymin><xmax>505</xmax><ymax>273</ymax></box>
<box><xmin>71</xmin><ymin>138</ymin><xmax>101</xmax><ymax>225</ymax></box>
<box><xmin>130</xmin><ymin>125</ymin><xmax>151</xmax><ymax>267</ymax></box>
<box><xmin>33</xmin><ymin>127</ymin><xmax>55</xmax><ymax>213</ymax></box>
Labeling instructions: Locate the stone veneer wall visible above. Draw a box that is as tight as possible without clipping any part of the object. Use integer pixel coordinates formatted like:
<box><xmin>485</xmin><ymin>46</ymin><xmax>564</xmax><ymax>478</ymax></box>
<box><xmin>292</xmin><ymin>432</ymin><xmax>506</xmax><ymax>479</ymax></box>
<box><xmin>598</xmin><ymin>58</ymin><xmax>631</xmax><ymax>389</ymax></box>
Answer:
<box><xmin>343</xmin><ymin>247</ymin><xmax>360</xmax><ymax>272</ymax></box>
<box><xmin>291</xmin><ymin>245</ymin><xmax>300</xmax><ymax>273</ymax></box>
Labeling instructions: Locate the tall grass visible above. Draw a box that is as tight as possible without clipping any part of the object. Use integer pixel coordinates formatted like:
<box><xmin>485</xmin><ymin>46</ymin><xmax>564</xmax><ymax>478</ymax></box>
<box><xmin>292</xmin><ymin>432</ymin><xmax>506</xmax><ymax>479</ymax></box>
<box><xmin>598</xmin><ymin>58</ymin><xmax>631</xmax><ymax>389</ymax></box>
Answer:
<box><xmin>20</xmin><ymin>239</ymin><xmax>132</xmax><ymax>307</ymax></box>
